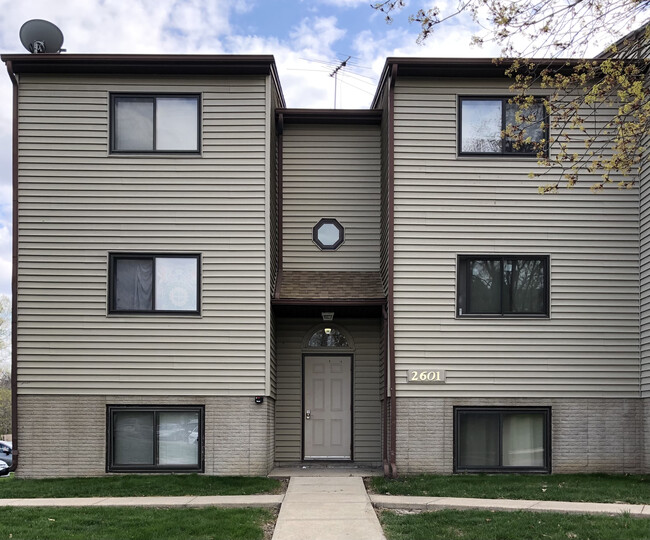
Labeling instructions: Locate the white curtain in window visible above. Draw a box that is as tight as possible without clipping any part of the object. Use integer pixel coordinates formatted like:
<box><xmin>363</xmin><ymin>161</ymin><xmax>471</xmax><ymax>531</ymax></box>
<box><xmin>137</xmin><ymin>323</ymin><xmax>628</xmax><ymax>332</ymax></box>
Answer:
<box><xmin>502</xmin><ymin>413</ymin><xmax>544</xmax><ymax>466</ymax></box>
<box><xmin>155</xmin><ymin>257</ymin><xmax>197</xmax><ymax>311</ymax></box>
<box><xmin>156</xmin><ymin>97</ymin><xmax>198</xmax><ymax>151</ymax></box>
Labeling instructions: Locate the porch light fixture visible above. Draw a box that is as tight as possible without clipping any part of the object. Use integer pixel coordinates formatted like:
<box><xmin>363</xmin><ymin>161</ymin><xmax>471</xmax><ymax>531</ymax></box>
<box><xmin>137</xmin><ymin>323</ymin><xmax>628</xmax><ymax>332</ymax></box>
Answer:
<box><xmin>322</xmin><ymin>312</ymin><xmax>334</xmax><ymax>321</ymax></box>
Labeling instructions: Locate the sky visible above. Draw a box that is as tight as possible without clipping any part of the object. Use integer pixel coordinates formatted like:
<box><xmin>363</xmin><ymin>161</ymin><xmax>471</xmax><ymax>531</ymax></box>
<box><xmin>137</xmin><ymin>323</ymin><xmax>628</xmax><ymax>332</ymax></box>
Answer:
<box><xmin>0</xmin><ymin>0</ymin><xmax>636</xmax><ymax>299</ymax></box>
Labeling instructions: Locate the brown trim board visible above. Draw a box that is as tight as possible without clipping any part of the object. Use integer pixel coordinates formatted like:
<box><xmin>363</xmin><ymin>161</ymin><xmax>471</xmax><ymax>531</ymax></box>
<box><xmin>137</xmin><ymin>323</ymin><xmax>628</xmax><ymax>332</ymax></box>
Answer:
<box><xmin>388</xmin><ymin>63</ymin><xmax>397</xmax><ymax>478</ymax></box>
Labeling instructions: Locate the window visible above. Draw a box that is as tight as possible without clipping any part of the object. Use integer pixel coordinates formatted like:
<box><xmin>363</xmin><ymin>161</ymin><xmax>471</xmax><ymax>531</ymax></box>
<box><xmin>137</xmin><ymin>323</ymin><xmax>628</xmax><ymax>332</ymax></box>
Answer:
<box><xmin>459</xmin><ymin>97</ymin><xmax>547</xmax><ymax>156</ymax></box>
<box><xmin>109</xmin><ymin>254</ymin><xmax>200</xmax><ymax>314</ymax></box>
<box><xmin>457</xmin><ymin>255</ymin><xmax>549</xmax><ymax>317</ymax></box>
<box><xmin>455</xmin><ymin>407</ymin><xmax>551</xmax><ymax>472</ymax></box>
<box><xmin>107</xmin><ymin>406</ymin><xmax>204</xmax><ymax>472</ymax></box>
<box><xmin>313</xmin><ymin>218</ymin><xmax>344</xmax><ymax>250</ymax></box>
<box><xmin>307</xmin><ymin>327</ymin><xmax>350</xmax><ymax>348</ymax></box>
<box><xmin>111</xmin><ymin>94</ymin><xmax>200</xmax><ymax>153</ymax></box>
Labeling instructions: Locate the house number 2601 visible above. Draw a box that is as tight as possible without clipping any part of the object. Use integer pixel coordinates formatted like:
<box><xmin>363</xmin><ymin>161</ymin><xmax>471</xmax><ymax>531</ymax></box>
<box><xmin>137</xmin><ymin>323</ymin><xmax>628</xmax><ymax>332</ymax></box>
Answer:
<box><xmin>407</xmin><ymin>369</ymin><xmax>446</xmax><ymax>384</ymax></box>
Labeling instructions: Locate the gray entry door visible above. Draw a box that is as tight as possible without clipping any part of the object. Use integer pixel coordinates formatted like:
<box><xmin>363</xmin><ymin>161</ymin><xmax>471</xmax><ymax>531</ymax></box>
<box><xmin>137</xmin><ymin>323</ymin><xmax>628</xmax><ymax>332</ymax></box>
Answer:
<box><xmin>304</xmin><ymin>355</ymin><xmax>352</xmax><ymax>460</ymax></box>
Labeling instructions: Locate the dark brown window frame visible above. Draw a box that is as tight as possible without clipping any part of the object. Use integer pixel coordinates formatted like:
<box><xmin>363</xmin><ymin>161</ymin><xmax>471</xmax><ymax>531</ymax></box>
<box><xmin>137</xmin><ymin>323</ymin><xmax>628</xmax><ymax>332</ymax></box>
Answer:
<box><xmin>457</xmin><ymin>254</ymin><xmax>550</xmax><ymax>318</ymax></box>
<box><xmin>454</xmin><ymin>406</ymin><xmax>551</xmax><ymax>473</ymax></box>
<box><xmin>313</xmin><ymin>218</ymin><xmax>345</xmax><ymax>250</ymax></box>
<box><xmin>110</xmin><ymin>93</ymin><xmax>201</xmax><ymax>154</ymax></box>
<box><xmin>458</xmin><ymin>96</ymin><xmax>549</xmax><ymax>157</ymax></box>
<box><xmin>108</xmin><ymin>253</ymin><xmax>201</xmax><ymax>315</ymax></box>
<box><xmin>106</xmin><ymin>404</ymin><xmax>205</xmax><ymax>473</ymax></box>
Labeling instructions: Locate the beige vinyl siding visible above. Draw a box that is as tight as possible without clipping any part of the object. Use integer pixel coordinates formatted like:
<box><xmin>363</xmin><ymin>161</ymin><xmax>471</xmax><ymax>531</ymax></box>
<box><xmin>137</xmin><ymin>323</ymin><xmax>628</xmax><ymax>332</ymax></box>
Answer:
<box><xmin>392</xmin><ymin>77</ymin><xmax>640</xmax><ymax>398</ymax></box>
<box><xmin>17</xmin><ymin>74</ymin><xmax>271</xmax><ymax>395</ymax></box>
<box><xmin>274</xmin><ymin>317</ymin><xmax>382</xmax><ymax>463</ymax></box>
<box><xmin>282</xmin><ymin>124</ymin><xmax>381</xmax><ymax>271</ymax></box>
<box><xmin>640</xmin><ymin>135</ymin><xmax>650</xmax><ymax>397</ymax></box>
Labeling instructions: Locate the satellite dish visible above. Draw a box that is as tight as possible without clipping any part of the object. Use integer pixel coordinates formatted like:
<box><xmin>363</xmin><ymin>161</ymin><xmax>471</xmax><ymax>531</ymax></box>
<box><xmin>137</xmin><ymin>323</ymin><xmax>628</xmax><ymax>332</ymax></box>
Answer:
<box><xmin>19</xmin><ymin>19</ymin><xmax>64</xmax><ymax>54</ymax></box>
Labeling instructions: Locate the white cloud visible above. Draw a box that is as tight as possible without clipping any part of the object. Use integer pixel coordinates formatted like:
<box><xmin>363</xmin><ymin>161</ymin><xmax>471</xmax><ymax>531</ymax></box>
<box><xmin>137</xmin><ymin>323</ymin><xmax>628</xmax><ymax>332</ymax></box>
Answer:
<box><xmin>315</xmin><ymin>0</ymin><xmax>369</xmax><ymax>7</ymax></box>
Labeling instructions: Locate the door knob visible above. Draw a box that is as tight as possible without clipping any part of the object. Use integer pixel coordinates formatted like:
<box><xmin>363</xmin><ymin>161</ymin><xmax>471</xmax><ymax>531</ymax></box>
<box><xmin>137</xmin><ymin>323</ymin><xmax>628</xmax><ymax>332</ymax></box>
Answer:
<box><xmin>305</xmin><ymin>409</ymin><xmax>311</xmax><ymax>419</ymax></box>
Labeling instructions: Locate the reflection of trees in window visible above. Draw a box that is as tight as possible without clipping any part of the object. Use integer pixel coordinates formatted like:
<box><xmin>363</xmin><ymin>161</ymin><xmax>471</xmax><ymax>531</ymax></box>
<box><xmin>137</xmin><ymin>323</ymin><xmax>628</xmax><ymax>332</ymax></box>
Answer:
<box><xmin>469</xmin><ymin>260</ymin><xmax>502</xmax><ymax>313</ymax></box>
<box><xmin>504</xmin><ymin>259</ymin><xmax>545</xmax><ymax>313</ymax></box>
<box><xmin>307</xmin><ymin>328</ymin><xmax>349</xmax><ymax>348</ymax></box>
<box><xmin>461</xmin><ymin>256</ymin><xmax>548</xmax><ymax>316</ymax></box>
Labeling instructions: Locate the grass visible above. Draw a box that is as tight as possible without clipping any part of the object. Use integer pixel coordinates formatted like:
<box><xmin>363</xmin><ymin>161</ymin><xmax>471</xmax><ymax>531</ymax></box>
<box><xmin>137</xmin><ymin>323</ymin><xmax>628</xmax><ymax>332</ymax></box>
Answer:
<box><xmin>0</xmin><ymin>506</ymin><xmax>273</xmax><ymax>540</ymax></box>
<box><xmin>370</xmin><ymin>473</ymin><xmax>650</xmax><ymax>504</ymax></box>
<box><xmin>0</xmin><ymin>474</ymin><xmax>283</xmax><ymax>499</ymax></box>
<box><xmin>380</xmin><ymin>509</ymin><xmax>650</xmax><ymax>540</ymax></box>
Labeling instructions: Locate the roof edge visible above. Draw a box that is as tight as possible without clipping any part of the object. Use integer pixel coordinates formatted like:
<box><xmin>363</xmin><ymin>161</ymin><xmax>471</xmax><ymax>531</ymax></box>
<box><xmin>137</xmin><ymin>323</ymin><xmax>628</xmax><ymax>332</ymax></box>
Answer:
<box><xmin>1</xmin><ymin>53</ymin><xmax>278</xmax><ymax>76</ymax></box>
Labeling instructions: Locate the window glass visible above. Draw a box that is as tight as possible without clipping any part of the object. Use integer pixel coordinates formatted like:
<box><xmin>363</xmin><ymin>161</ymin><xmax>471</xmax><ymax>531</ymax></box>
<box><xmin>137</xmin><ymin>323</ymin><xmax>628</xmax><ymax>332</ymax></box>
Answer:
<box><xmin>113</xmin><ymin>411</ymin><xmax>154</xmax><ymax>466</ymax></box>
<box><xmin>112</xmin><ymin>95</ymin><xmax>199</xmax><ymax>153</ymax></box>
<box><xmin>307</xmin><ymin>328</ymin><xmax>350</xmax><ymax>348</ymax></box>
<box><xmin>458</xmin><ymin>412</ymin><xmax>499</xmax><ymax>468</ymax></box>
<box><xmin>109</xmin><ymin>406</ymin><xmax>203</xmax><ymax>471</ymax></box>
<box><xmin>158</xmin><ymin>411</ymin><xmax>199</xmax><ymax>466</ymax></box>
<box><xmin>502</xmin><ymin>412</ymin><xmax>545</xmax><ymax>467</ymax></box>
<box><xmin>156</xmin><ymin>97</ymin><xmax>199</xmax><ymax>151</ymax></box>
<box><xmin>460</xmin><ymin>97</ymin><xmax>546</xmax><ymax>155</ymax></box>
<box><xmin>110</xmin><ymin>254</ymin><xmax>199</xmax><ymax>314</ymax></box>
<box><xmin>114</xmin><ymin>259</ymin><xmax>154</xmax><ymax>311</ymax></box>
<box><xmin>114</xmin><ymin>98</ymin><xmax>154</xmax><ymax>152</ymax></box>
<box><xmin>461</xmin><ymin>100</ymin><xmax>502</xmax><ymax>153</ymax></box>
<box><xmin>504</xmin><ymin>258</ymin><xmax>546</xmax><ymax>313</ymax></box>
<box><xmin>459</xmin><ymin>256</ymin><xmax>548</xmax><ymax>316</ymax></box>
<box><xmin>468</xmin><ymin>259</ymin><xmax>502</xmax><ymax>314</ymax></box>
<box><xmin>504</xmin><ymin>102</ymin><xmax>545</xmax><ymax>153</ymax></box>
<box><xmin>456</xmin><ymin>408</ymin><xmax>549</xmax><ymax>472</ymax></box>
<box><xmin>155</xmin><ymin>257</ymin><xmax>198</xmax><ymax>311</ymax></box>
<box><xmin>313</xmin><ymin>218</ymin><xmax>344</xmax><ymax>250</ymax></box>
<box><xmin>317</xmin><ymin>223</ymin><xmax>342</xmax><ymax>247</ymax></box>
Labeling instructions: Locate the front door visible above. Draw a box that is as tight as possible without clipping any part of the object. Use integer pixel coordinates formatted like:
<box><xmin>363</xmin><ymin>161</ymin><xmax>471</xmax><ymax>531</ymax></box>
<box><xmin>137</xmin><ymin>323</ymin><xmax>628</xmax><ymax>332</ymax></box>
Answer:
<box><xmin>303</xmin><ymin>355</ymin><xmax>352</xmax><ymax>460</ymax></box>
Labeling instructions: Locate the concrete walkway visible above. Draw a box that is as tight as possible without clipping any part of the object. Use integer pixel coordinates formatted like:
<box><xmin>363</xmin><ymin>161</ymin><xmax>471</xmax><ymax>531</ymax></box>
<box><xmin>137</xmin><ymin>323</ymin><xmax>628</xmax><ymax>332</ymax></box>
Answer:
<box><xmin>371</xmin><ymin>494</ymin><xmax>650</xmax><ymax>518</ymax></box>
<box><xmin>271</xmin><ymin>476</ymin><xmax>386</xmax><ymax>540</ymax></box>
<box><xmin>0</xmin><ymin>494</ymin><xmax>283</xmax><ymax>508</ymax></box>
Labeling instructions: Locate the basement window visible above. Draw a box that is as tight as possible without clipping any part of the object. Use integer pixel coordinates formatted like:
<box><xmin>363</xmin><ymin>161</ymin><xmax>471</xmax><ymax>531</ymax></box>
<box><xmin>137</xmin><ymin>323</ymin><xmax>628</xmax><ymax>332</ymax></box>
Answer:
<box><xmin>107</xmin><ymin>406</ymin><xmax>204</xmax><ymax>472</ymax></box>
<box><xmin>455</xmin><ymin>407</ymin><xmax>551</xmax><ymax>473</ymax></box>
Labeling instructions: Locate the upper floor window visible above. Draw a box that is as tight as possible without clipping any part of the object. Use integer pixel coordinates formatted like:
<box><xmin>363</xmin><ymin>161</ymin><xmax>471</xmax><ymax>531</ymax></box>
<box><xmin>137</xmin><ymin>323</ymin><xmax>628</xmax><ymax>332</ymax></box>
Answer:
<box><xmin>459</xmin><ymin>97</ymin><xmax>547</xmax><ymax>156</ymax></box>
<box><xmin>109</xmin><ymin>253</ymin><xmax>200</xmax><ymax>315</ymax></box>
<box><xmin>111</xmin><ymin>94</ymin><xmax>200</xmax><ymax>153</ymax></box>
<box><xmin>313</xmin><ymin>218</ymin><xmax>344</xmax><ymax>250</ymax></box>
<box><xmin>457</xmin><ymin>255</ymin><xmax>549</xmax><ymax>317</ymax></box>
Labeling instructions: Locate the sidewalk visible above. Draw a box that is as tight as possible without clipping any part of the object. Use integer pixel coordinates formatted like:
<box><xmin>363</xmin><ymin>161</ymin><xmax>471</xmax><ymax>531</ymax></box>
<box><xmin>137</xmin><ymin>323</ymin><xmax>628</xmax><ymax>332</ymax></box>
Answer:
<box><xmin>0</xmin><ymin>494</ymin><xmax>283</xmax><ymax>508</ymax></box>
<box><xmin>370</xmin><ymin>494</ymin><xmax>650</xmax><ymax>518</ymax></box>
<box><xmin>271</xmin><ymin>476</ymin><xmax>386</xmax><ymax>540</ymax></box>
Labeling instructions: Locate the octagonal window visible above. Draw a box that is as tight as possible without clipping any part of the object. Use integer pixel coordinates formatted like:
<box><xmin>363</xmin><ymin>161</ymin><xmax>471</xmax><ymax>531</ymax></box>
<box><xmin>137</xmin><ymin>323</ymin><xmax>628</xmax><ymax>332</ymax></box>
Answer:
<box><xmin>313</xmin><ymin>218</ymin><xmax>344</xmax><ymax>250</ymax></box>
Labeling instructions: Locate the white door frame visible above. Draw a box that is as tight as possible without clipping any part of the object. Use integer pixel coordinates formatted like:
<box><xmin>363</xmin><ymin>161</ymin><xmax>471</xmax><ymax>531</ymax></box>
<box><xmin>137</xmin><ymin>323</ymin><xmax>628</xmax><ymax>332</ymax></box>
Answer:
<box><xmin>302</xmin><ymin>354</ymin><xmax>353</xmax><ymax>460</ymax></box>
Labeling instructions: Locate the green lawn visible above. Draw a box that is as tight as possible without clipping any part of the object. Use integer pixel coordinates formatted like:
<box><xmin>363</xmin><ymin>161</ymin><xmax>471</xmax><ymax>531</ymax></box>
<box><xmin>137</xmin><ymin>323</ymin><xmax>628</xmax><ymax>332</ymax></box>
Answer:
<box><xmin>370</xmin><ymin>474</ymin><xmax>650</xmax><ymax>504</ymax></box>
<box><xmin>380</xmin><ymin>509</ymin><xmax>650</xmax><ymax>540</ymax></box>
<box><xmin>0</xmin><ymin>474</ymin><xmax>282</xmax><ymax>499</ymax></box>
<box><xmin>0</xmin><ymin>507</ymin><xmax>273</xmax><ymax>540</ymax></box>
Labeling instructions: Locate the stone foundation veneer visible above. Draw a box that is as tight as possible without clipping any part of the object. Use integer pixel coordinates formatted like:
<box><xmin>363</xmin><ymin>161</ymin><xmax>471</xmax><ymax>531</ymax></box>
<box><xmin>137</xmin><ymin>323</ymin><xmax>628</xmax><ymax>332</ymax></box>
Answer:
<box><xmin>396</xmin><ymin>397</ymin><xmax>645</xmax><ymax>474</ymax></box>
<box><xmin>16</xmin><ymin>395</ymin><xmax>274</xmax><ymax>478</ymax></box>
